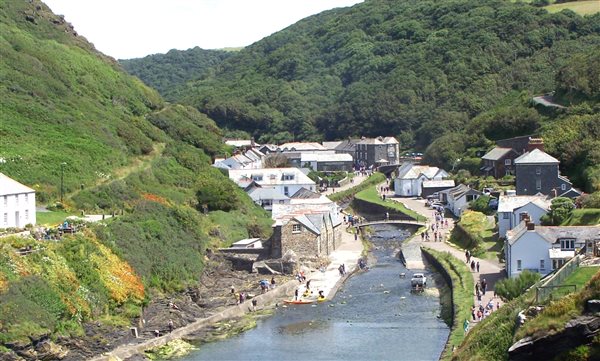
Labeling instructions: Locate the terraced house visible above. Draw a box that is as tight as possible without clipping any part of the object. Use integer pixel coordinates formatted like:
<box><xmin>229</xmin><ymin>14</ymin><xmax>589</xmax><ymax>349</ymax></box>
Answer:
<box><xmin>0</xmin><ymin>173</ymin><xmax>36</xmax><ymax>228</ymax></box>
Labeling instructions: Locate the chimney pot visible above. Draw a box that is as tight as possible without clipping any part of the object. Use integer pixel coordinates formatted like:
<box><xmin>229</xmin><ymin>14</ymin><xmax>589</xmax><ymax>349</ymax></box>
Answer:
<box><xmin>526</xmin><ymin>222</ymin><xmax>535</xmax><ymax>231</ymax></box>
<box><xmin>527</xmin><ymin>137</ymin><xmax>545</xmax><ymax>152</ymax></box>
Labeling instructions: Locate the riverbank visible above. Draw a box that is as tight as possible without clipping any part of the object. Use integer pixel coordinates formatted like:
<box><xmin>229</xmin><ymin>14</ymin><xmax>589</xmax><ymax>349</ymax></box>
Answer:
<box><xmin>89</xmin><ymin>226</ymin><xmax>364</xmax><ymax>361</ymax></box>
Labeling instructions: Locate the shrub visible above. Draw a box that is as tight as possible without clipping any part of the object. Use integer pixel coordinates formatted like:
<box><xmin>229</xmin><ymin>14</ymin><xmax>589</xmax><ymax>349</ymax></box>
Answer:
<box><xmin>495</xmin><ymin>270</ymin><xmax>541</xmax><ymax>301</ymax></box>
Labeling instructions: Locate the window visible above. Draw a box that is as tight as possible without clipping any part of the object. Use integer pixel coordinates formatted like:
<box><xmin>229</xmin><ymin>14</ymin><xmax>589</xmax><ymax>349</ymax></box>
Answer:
<box><xmin>284</xmin><ymin>186</ymin><xmax>289</xmax><ymax>196</ymax></box>
<box><xmin>561</xmin><ymin>183</ymin><xmax>566</xmax><ymax>191</ymax></box>
<box><xmin>15</xmin><ymin>195</ymin><xmax>18</xmax><ymax>206</ymax></box>
<box><xmin>540</xmin><ymin>260</ymin><xmax>545</xmax><ymax>271</ymax></box>
<box><xmin>536</xmin><ymin>179</ymin><xmax>541</xmax><ymax>190</ymax></box>
<box><xmin>505</xmin><ymin>159</ymin><xmax>511</xmax><ymax>166</ymax></box>
<box><xmin>535</xmin><ymin>167</ymin><xmax>541</xmax><ymax>175</ymax></box>
<box><xmin>25</xmin><ymin>210</ymin><xmax>29</xmax><ymax>220</ymax></box>
<box><xmin>466</xmin><ymin>194</ymin><xmax>478</xmax><ymax>202</ymax></box>
<box><xmin>560</xmin><ymin>239</ymin><xmax>575</xmax><ymax>250</ymax></box>
<box><xmin>517</xmin><ymin>260</ymin><xmax>522</xmax><ymax>271</ymax></box>
<box><xmin>292</xmin><ymin>224</ymin><xmax>302</xmax><ymax>233</ymax></box>
<box><xmin>2</xmin><ymin>196</ymin><xmax>6</xmax><ymax>207</ymax></box>
<box><xmin>282</xmin><ymin>174</ymin><xmax>294</xmax><ymax>181</ymax></box>
<box><xmin>503</xmin><ymin>213</ymin><xmax>510</xmax><ymax>219</ymax></box>
<box><xmin>278</xmin><ymin>200</ymin><xmax>285</xmax><ymax>204</ymax></box>
<box><xmin>251</xmin><ymin>174</ymin><xmax>263</xmax><ymax>181</ymax></box>
<box><xmin>3</xmin><ymin>213</ymin><xmax>7</xmax><ymax>226</ymax></box>
<box><xmin>24</xmin><ymin>194</ymin><xmax>28</xmax><ymax>203</ymax></box>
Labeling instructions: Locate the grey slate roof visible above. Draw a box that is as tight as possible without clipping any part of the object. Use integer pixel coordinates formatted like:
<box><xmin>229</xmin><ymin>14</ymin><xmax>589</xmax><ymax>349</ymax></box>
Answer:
<box><xmin>291</xmin><ymin>187</ymin><xmax>321</xmax><ymax>199</ymax></box>
<box><xmin>514</xmin><ymin>149</ymin><xmax>559</xmax><ymax>164</ymax></box>
<box><xmin>482</xmin><ymin>147</ymin><xmax>513</xmax><ymax>161</ymax></box>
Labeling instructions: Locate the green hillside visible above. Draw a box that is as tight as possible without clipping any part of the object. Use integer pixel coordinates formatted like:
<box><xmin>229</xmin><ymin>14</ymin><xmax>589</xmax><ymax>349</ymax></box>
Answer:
<box><xmin>119</xmin><ymin>47</ymin><xmax>233</xmax><ymax>102</ymax></box>
<box><xmin>166</xmin><ymin>0</ymin><xmax>600</xmax><ymax>146</ymax></box>
<box><xmin>0</xmin><ymin>0</ymin><xmax>272</xmax><ymax>349</ymax></box>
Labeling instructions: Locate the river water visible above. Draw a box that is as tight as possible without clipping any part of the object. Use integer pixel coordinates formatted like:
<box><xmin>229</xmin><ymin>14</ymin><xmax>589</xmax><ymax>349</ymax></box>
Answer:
<box><xmin>178</xmin><ymin>224</ymin><xmax>449</xmax><ymax>361</ymax></box>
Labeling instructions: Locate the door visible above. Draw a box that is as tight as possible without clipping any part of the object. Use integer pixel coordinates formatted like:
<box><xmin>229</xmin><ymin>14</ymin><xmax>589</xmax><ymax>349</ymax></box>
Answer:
<box><xmin>15</xmin><ymin>211</ymin><xmax>19</xmax><ymax>228</ymax></box>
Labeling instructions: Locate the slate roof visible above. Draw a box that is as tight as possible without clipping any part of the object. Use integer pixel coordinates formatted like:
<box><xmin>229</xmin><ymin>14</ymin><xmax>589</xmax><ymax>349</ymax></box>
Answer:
<box><xmin>0</xmin><ymin>173</ymin><xmax>35</xmax><ymax>196</ymax></box>
<box><xmin>497</xmin><ymin>195</ymin><xmax>551</xmax><ymax>213</ymax></box>
<box><xmin>514</xmin><ymin>149</ymin><xmax>559</xmax><ymax>164</ymax></box>
<box><xmin>322</xmin><ymin>141</ymin><xmax>342</xmax><ymax>150</ymax></box>
<box><xmin>397</xmin><ymin>164</ymin><xmax>444</xmax><ymax>180</ymax></box>
<box><xmin>248</xmin><ymin>187</ymin><xmax>290</xmax><ymax>201</ymax></box>
<box><xmin>482</xmin><ymin>147</ymin><xmax>513</xmax><ymax>161</ymax></box>
<box><xmin>290</xmin><ymin>188</ymin><xmax>321</xmax><ymax>199</ymax></box>
<box><xmin>508</xmin><ymin>223</ymin><xmax>600</xmax><ymax>245</ymax></box>
<box><xmin>422</xmin><ymin>180</ymin><xmax>455</xmax><ymax>188</ymax></box>
<box><xmin>334</xmin><ymin>139</ymin><xmax>358</xmax><ymax>152</ymax></box>
<box><xmin>300</xmin><ymin>153</ymin><xmax>353</xmax><ymax>163</ymax></box>
<box><xmin>229</xmin><ymin>168</ymin><xmax>315</xmax><ymax>187</ymax></box>
<box><xmin>279</xmin><ymin>142</ymin><xmax>326</xmax><ymax>151</ymax></box>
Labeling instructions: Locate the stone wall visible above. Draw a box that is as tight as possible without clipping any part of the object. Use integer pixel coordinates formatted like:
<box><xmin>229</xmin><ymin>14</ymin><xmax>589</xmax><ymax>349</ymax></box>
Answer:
<box><xmin>280</xmin><ymin>220</ymin><xmax>320</xmax><ymax>258</ymax></box>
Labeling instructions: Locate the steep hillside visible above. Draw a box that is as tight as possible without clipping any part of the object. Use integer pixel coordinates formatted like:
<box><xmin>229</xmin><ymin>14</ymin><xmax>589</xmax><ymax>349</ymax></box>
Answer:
<box><xmin>167</xmin><ymin>0</ymin><xmax>600</xmax><ymax>147</ymax></box>
<box><xmin>119</xmin><ymin>47</ymin><xmax>233</xmax><ymax>102</ymax></box>
<box><xmin>0</xmin><ymin>0</ymin><xmax>272</xmax><ymax>352</ymax></box>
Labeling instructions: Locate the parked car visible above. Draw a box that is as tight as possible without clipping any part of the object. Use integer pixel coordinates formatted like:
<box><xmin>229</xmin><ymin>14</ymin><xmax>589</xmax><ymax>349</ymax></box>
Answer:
<box><xmin>411</xmin><ymin>273</ymin><xmax>427</xmax><ymax>288</ymax></box>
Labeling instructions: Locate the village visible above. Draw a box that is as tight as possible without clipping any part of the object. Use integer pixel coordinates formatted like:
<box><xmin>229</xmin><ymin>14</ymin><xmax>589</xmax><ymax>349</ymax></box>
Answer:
<box><xmin>1</xmin><ymin>134</ymin><xmax>599</xmax><ymax>359</ymax></box>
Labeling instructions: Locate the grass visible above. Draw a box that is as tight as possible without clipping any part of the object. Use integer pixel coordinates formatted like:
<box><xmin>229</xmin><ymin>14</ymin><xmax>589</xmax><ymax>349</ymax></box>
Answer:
<box><xmin>422</xmin><ymin>248</ymin><xmax>474</xmax><ymax>361</ymax></box>
<box><xmin>545</xmin><ymin>1</ymin><xmax>600</xmax><ymax>15</ymax></box>
<box><xmin>449</xmin><ymin>210</ymin><xmax>500</xmax><ymax>261</ymax></box>
<box><xmin>516</xmin><ymin>267</ymin><xmax>600</xmax><ymax>340</ymax></box>
<box><xmin>562</xmin><ymin>208</ymin><xmax>600</xmax><ymax>226</ymax></box>
<box><xmin>548</xmin><ymin>265</ymin><xmax>600</xmax><ymax>300</ymax></box>
<box><xmin>354</xmin><ymin>185</ymin><xmax>427</xmax><ymax>221</ymax></box>
<box><xmin>328</xmin><ymin>172</ymin><xmax>385</xmax><ymax>203</ymax></box>
<box><xmin>36</xmin><ymin>210</ymin><xmax>76</xmax><ymax>226</ymax></box>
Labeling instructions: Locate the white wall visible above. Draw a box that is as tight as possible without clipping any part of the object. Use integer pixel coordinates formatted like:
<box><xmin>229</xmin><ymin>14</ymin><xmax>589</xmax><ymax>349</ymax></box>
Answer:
<box><xmin>498</xmin><ymin>212</ymin><xmax>511</xmax><ymax>239</ymax></box>
<box><xmin>499</xmin><ymin>203</ymin><xmax>548</xmax><ymax>238</ymax></box>
<box><xmin>508</xmin><ymin>231</ymin><xmax>551</xmax><ymax>278</ymax></box>
<box><xmin>0</xmin><ymin>192</ymin><xmax>36</xmax><ymax>228</ymax></box>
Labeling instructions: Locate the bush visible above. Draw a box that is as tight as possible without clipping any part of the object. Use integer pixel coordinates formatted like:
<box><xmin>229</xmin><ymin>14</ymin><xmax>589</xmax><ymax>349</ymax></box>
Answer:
<box><xmin>469</xmin><ymin>195</ymin><xmax>494</xmax><ymax>215</ymax></box>
<box><xmin>495</xmin><ymin>270</ymin><xmax>541</xmax><ymax>301</ymax></box>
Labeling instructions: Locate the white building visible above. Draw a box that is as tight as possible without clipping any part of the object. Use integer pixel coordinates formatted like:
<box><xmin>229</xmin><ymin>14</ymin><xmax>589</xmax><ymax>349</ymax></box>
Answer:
<box><xmin>228</xmin><ymin>168</ymin><xmax>316</xmax><ymax>198</ymax></box>
<box><xmin>505</xmin><ymin>222</ymin><xmax>599</xmax><ymax>278</ymax></box>
<box><xmin>394</xmin><ymin>163</ymin><xmax>449</xmax><ymax>197</ymax></box>
<box><xmin>213</xmin><ymin>148</ymin><xmax>264</xmax><ymax>170</ymax></box>
<box><xmin>300</xmin><ymin>152</ymin><xmax>353</xmax><ymax>172</ymax></box>
<box><xmin>0</xmin><ymin>173</ymin><xmax>36</xmax><ymax>228</ymax></box>
<box><xmin>440</xmin><ymin>184</ymin><xmax>482</xmax><ymax>217</ymax></box>
<box><xmin>247</xmin><ymin>186</ymin><xmax>290</xmax><ymax>211</ymax></box>
<box><xmin>497</xmin><ymin>192</ymin><xmax>551</xmax><ymax>238</ymax></box>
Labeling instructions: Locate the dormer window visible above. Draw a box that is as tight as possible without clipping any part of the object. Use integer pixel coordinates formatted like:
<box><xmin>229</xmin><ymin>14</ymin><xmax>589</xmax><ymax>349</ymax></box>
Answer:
<box><xmin>251</xmin><ymin>174</ymin><xmax>263</xmax><ymax>181</ymax></box>
<box><xmin>560</xmin><ymin>239</ymin><xmax>575</xmax><ymax>251</ymax></box>
<box><xmin>282</xmin><ymin>174</ymin><xmax>295</xmax><ymax>181</ymax></box>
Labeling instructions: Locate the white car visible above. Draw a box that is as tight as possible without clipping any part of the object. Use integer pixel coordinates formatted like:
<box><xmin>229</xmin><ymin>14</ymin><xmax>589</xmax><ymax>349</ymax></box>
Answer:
<box><xmin>411</xmin><ymin>273</ymin><xmax>427</xmax><ymax>288</ymax></box>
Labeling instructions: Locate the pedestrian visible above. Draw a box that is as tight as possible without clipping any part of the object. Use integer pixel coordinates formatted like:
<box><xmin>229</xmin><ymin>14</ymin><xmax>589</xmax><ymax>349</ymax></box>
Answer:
<box><xmin>306</xmin><ymin>279</ymin><xmax>312</xmax><ymax>290</ymax></box>
<box><xmin>421</xmin><ymin>232</ymin><xmax>425</xmax><ymax>241</ymax></box>
<box><xmin>465</xmin><ymin>249</ymin><xmax>470</xmax><ymax>263</ymax></box>
<box><xmin>230</xmin><ymin>285</ymin><xmax>235</xmax><ymax>295</ymax></box>
<box><xmin>434</xmin><ymin>232</ymin><xmax>438</xmax><ymax>242</ymax></box>
<box><xmin>445</xmin><ymin>219</ymin><xmax>448</xmax><ymax>227</ymax></box>
<box><xmin>476</xmin><ymin>261</ymin><xmax>480</xmax><ymax>273</ymax></box>
<box><xmin>497</xmin><ymin>301</ymin><xmax>500</xmax><ymax>310</ymax></box>
<box><xmin>154</xmin><ymin>329</ymin><xmax>160</xmax><ymax>337</ymax></box>
<box><xmin>168</xmin><ymin>319</ymin><xmax>174</xmax><ymax>333</ymax></box>
<box><xmin>251</xmin><ymin>298</ymin><xmax>257</xmax><ymax>312</ymax></box>
<box><xmin>481</xmin><ymin>279</ymin><xmax>487</xmax><ymax>295</ymax></box>
<box><xmin>471</xmin><ymin>305</ymin><xmax>476</xmax><ymax>321</ymax></box>
<box><xmin>470</xmin><ymin>260</ymin><xmax>475</xmax><ymax>272</ymax></box>
<box><xmin>475</xmin><ymin>282</ymin><xmax>480</xmax><ymax>294</ymax></box>
<box><xmin>338</xmin><ymin>264</ymin><xmax>344</xmax><ymax>276</ymax></box>
<box><xmin>295</xmin><ymin>288</ymin><xmax>299</xmax><ymax>301</ymax></box>
<box><xmin>355</xmin><ymin>232</ymin><xmax>358</xmax><ymax>241</ymax></box>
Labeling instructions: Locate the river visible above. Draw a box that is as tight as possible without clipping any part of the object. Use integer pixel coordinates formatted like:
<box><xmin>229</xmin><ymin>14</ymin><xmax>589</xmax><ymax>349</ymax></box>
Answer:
<box><xmin>177</xmin><ymin>224</ymin><xmax>449</xmax><ymax>361</ymax></box>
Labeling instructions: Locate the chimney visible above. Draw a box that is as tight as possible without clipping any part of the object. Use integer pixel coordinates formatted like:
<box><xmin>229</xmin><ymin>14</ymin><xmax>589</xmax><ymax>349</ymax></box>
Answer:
<box><xmin>526</xmin><ymin>222</ymin><xmax>535</xmax><ymax>231</ymax></box>
<box><xmin>551</xmin><ymin>188</ymin><xmax>558</xmax><ymax>198</ymax></box>
<box><xmin>527</xmin><ymin>137</ymin><xmax>544</xmax><ymax>152</ymax></box>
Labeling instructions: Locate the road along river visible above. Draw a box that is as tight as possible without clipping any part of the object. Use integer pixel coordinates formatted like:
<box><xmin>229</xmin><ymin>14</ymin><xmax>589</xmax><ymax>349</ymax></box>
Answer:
<box><xmin>177</xmin><ymin>224</ymin><xmax>449</xmax><ymax>361</ymax></box>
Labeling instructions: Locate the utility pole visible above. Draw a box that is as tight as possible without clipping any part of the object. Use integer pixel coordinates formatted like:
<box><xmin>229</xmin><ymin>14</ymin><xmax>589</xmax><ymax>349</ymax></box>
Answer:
<box><xmin>60</xmin><ymin>162</ymin><xmax>66</xmax><ymax>203</ymax></box>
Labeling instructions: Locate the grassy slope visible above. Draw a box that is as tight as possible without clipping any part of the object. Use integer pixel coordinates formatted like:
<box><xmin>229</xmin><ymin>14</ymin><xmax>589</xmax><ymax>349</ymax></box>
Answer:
<box><xmin>545</xmin><ymin>1</ymin><xmax>600</xmax><ymax>15</ymax></box>
<box><xmin>0</xmin><ymin>0</ymin><xmax>273</xmax><ymax>347</ymax></box>
<box><xmin>449</xmin><ymin>210</ymin><xmax>500</xmax><ymax>260</ymax></box>
<box><xmin>562</xmin><ymin>209</ymin><xmax>600</xmax><ymax>226</ymax></box>
<box><xmin>354</xmin><ymin>185</ymin><xmax>427</xmax><ymax>221</ymax></box>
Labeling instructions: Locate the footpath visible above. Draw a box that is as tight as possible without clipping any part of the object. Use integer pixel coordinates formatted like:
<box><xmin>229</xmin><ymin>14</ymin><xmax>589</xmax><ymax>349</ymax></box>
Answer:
<box><xmin>386</xmin><ymin>193</ymin><xmax>506</xmax><ymax>317</ymax></box>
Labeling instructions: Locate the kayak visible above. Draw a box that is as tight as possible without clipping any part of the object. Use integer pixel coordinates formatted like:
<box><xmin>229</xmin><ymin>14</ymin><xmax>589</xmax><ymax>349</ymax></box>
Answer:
<box><xmin>317</xmin><ymin>297</ymin><xmax>327</xmax><ymax>303</ymax></box>
<box><xmin>283</xmin><ymin>299</ymin><xmax>315</xmax><ymax>305</ymax></box>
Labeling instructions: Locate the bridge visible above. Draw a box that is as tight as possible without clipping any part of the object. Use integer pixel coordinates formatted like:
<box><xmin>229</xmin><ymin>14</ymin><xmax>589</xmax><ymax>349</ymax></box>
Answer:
<box><xmin>353</xmin><ymin>219</ymin><xmax>426</xmax><ymax>228</ymax></box>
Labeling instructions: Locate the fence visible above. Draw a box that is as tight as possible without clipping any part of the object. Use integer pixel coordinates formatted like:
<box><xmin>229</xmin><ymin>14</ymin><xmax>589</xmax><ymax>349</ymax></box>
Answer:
<box><xmin>535</xmin><ymin>255</ymin><xmax>580</xmax><ymax>303</ymax></box>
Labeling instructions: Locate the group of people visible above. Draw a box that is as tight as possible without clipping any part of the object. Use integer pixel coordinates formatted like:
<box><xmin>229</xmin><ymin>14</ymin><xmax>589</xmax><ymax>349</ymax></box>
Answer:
<box><xmin>338</xmin><ymin>263</ymin><xmax>347</xmax><ymax>276</ymax></box>
<box><xmin>471</xmin><ymin>298</ymin><xmax>500</xmax><ymax>322</ymax></box>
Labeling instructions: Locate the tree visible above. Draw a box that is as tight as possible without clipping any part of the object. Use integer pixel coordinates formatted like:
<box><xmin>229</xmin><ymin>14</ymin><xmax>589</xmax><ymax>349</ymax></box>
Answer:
<box><xmin>263</xmin><ymin>153</ymin><xmax>289</xmax><ymax>168</ymax></box>
<box><xmin>541</xmin><ymin>197</ymin><xmax>575</xmax><ymax>226</ymax></box>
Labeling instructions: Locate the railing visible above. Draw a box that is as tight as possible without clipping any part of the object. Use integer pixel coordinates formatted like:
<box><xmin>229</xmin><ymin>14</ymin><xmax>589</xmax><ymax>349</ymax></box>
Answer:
<box><xmin>535</xmin><ymin>255</ymin><xmax>581</xmax><ymax>302</ymax></box>
<box><xmin>354</xmin><ymin>219</ymin><xmax>426</xmax><ymax>227</ymax></box>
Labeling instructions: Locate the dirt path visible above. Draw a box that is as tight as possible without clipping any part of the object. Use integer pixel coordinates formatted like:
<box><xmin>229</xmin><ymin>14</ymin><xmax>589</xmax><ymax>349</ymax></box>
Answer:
<box><xmin>388</xmin><ymin>196</ymin><xmax>506</xmax><ymax>315</ymax></box>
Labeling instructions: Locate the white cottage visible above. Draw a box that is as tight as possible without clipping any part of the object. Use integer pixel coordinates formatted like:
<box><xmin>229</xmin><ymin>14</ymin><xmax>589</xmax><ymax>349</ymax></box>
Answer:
<box><xmin>440</xmin><ymin>184</ymin><xmax>482</xmax><ymax>217</ymax></box>
<box><xmin>497</xmin><ymin>192</ymin><xmax>551</xmax><ymax>238</ymax></box>
<box><xmin>505</xmin><ymin>222</ymin><xmax>599</xmax><ymax>278</ymax></box>
<box><xmin>394</xmin><ymin>163</ymin><xmax>448</xmax><ymax>197</ymax></box>
<box><xmin>0</xmin><ymin>173</ymin><xmax>36</xmax><ymax>228</ymax></box>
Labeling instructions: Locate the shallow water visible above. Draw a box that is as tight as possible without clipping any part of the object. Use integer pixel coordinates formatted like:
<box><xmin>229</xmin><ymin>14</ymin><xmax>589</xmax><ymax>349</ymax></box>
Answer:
<box><xmin>177</xmin><ymin>224</ymin><xmax>449</xmax><ymax>361</ymax></box>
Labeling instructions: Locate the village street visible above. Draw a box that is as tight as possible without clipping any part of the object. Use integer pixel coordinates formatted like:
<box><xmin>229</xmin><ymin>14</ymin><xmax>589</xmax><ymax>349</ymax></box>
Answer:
<box><xmin>387</xmin><ymin>192</ymin><xmax>506</xmax><ymax>315</ymax></box>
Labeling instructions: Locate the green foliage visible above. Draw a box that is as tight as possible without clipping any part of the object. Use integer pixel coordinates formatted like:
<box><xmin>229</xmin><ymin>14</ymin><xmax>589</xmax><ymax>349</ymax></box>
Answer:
<box><xmin>328</xmin><ymin>172</ymin><xmax>385</xmax><ymax>202</ymax></box>
<box><xmin>561</xmin><ymin>208</ymin><xmax>600</xmax><ymax>226</ymax></box>
<box><xmin>495</xmin><ymin>270</ymin><xmax>541</xmax><ymax>301</ymax></box>
<box><xmin>469</xmin><ymin>195</ymin><xmax>494</xmax><ymax>215</ymax></box>
<box><xmin>541</xmin><ymin>197</ymin><xmax>575</xmax><ymax>225</ymax></box>
<box><xmin>580</xmin><ymin>192</ymin><xmax>600</xmax><ymax>209</ymax></box>
<box><xmin>120</xmin><ymin>47</ymin><xmax>233</xmax><ymax>101</ymax></box>
<box><xmin>353</xmin><ymin>180</ymin><xmax>427</xmax><ymax>221</ymax></box>
<box><xmin>422</xmin><ymin>248</ymin><xmax>473</xmax><ymax>361</ymax></box>
<box><xmin>449</xmin><ymin>211</ymin><xmax>498</xmax><ymax>259</ymax></box>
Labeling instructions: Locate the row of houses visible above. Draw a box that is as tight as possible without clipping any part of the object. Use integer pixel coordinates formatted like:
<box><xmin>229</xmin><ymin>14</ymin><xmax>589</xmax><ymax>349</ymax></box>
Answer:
<box><xmin>220</xmin><ymin>136</ymin><xmax>400</xmax><ymax>171</ymax></box>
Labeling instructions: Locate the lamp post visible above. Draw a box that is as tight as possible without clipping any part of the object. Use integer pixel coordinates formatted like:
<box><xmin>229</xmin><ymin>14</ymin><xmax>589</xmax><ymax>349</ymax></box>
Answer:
<box><xmin>60</xmin><ymin>162</ymin><xmax>66</xmax><ymax>203</ymax></box>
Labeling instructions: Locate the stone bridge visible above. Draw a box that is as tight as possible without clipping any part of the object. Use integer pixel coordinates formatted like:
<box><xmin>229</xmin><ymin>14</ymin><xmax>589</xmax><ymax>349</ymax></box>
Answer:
<box><xmin>354</xmin><ymin>219</ymin><xmax>426</xmax><ymax>229</ymax></box>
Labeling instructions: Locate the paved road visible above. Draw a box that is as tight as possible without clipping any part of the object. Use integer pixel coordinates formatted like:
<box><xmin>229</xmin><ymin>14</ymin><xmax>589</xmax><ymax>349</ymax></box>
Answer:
<box><xmin>388</xmin><ymin>195</ymin><xmax>506</xmax><ymax>315</ymax></box>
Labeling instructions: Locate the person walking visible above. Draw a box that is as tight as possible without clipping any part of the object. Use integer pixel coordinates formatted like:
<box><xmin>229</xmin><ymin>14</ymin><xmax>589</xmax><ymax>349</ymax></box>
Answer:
<box><xmin>476</xmin><ymin>261</ymin><xmax>480</xmax><ymax>273</ymax></box>
<box><xmin>481</xmin><ymin>279</ymin><xmax>487</xmax><ymax>295</ymax></box>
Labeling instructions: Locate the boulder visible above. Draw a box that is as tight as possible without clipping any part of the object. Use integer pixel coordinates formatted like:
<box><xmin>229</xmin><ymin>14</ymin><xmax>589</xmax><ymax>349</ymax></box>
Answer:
<box><xmin>0</xmin><ymin>350</ymin><xmax>25</xmax><ymax>361</ymax></box>
<box><xmin>585</xmin><ymin>299</ymin><xmax>600</xmax><ymax>314</ymax></box>
<box><xmin>35</xmin><ymin>340</ymin><xmax>68</xmax><ymax>361</ymax></box>
<box><xmin>509</xmin><ymin>315</ymin><xmax>600</xmax><ymax>361</ymax></box>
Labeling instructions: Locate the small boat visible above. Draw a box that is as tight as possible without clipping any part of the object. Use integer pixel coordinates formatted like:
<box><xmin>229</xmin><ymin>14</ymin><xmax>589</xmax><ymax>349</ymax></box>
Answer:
<box><xmin>283</xmin><ymin>299</ymin><xmax>315</xmax><ymax>305</ymax></box>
